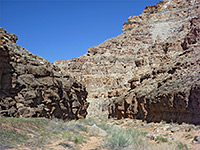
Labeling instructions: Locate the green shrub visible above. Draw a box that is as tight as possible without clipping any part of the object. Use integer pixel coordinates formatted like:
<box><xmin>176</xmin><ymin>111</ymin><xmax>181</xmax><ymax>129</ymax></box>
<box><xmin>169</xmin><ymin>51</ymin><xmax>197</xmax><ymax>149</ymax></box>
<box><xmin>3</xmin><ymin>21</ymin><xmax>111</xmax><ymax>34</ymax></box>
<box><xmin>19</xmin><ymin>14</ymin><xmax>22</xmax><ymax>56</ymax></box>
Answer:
<box><xmin>104</xmin><ymin>130</ymin><xmax>131</xmax><ymax>149</ymax></box>
<box><xmin>176</xmin><ymin>142</ymin><xmax>188</xmax><ymax>150</ymax></box>
<box><xmin>155</xmin><ymin>135</ymin><xmax>168</xmax><ymax>143</ymax></box>
<box><xmin>103</xmin><ymin>126</ymin><xmax>145</xmax><ymax>150</ymax></box>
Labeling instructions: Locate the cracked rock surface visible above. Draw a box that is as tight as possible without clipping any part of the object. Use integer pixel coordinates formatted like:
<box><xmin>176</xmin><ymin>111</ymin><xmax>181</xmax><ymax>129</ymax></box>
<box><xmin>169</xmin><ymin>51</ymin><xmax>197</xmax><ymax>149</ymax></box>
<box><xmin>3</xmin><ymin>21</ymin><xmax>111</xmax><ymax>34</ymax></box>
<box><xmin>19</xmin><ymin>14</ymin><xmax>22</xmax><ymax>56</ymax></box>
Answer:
<box><xmin>0</xmin><ymin>28</ymin><xmax>89</xmax><ymax>120</ymax></box>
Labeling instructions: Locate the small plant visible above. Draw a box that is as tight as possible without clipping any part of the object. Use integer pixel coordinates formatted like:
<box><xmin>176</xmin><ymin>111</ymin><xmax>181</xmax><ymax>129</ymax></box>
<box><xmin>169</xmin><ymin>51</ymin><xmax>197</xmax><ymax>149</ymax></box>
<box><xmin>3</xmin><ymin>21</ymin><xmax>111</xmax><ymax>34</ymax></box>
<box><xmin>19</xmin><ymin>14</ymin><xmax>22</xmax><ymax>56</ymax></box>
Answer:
<box><xmin>74</xmin><ymin>137</ymin><xmax>79</xmax><ymax>144</ymax></box>
<box><xmin>155</xmin><ymin>135</ymin><xmax>168</xmax><ymax>143</ymax></box>
<box><xmin>72</xmin><ymin>135</ymin><xmax>86</xmax><ymax>144</ymax></box>
<box><xmin>176</xmin><ymin>142</ymin><xmax>188</xmax><ymax>150</ymax></box>
<box><xmin>162</xmin><ymin>120</ymin><xmax>167</xmax><ymax>124</ymax></box>
<box><xmin>184</xmin><ymin>134</ymin><xmax>193</xmax><ymax>140</ymax></box>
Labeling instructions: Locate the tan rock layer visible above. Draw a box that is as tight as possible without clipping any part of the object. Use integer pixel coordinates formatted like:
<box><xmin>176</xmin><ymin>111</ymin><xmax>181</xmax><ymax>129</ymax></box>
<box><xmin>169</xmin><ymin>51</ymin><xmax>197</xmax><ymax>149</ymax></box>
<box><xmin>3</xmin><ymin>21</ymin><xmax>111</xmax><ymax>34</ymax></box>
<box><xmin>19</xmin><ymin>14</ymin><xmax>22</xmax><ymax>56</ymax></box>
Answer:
<box><xmin>55</xmin><ymin>0</ymin><xmax>200</xmax><ymax>124</ymax></box>
<box><xmin>108</xmin><ymin>15</ymin><xmax>200</xmax><ymax>125</ymax></box>
<box><xmin>0</xmin><ymin>28</ymin><xmax>89</xmax><ymax>120</ymax></box>
<box><xmin>55</xmin><ymin>0</ymin><xmax>200</xmax><ymax>99</ymax></box>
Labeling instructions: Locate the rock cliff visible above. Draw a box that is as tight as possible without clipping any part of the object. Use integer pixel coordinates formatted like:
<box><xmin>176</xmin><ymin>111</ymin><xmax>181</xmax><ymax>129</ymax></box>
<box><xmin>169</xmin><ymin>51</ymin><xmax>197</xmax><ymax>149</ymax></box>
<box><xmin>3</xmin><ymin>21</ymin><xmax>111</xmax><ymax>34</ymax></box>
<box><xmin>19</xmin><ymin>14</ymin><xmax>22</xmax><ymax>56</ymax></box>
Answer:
<box><xmin>55</xmin><ymin>0</ymin><xmax>200</xmax><ymax>124</ymax></box>
<box><xmin>0</xmin><ymin>28</ymin><xmax>89</xmax><ymax>120</ymax></box>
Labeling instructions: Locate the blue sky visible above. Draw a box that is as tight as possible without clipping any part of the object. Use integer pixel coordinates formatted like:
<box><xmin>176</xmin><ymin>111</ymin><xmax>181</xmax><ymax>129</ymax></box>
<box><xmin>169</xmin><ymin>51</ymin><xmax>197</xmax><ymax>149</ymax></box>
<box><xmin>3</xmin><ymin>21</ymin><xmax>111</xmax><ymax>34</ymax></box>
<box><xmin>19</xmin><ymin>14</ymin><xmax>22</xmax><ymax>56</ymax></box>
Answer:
<box><xmin>1</xmin><ymin>0</ymin><xmax>161</xmax><ymax>62</ymax></box>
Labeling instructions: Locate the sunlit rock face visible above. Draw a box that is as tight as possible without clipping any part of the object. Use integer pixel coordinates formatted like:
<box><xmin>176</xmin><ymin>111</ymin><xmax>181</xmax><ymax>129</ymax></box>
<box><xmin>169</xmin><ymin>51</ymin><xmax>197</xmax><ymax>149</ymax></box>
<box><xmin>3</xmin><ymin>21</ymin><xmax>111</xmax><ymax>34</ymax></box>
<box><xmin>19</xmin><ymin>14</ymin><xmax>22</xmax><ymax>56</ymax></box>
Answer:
<box><xmin>55</xmin><ymin>0</ymin><xmax>200</xmax><ymax>124</ymax></box>
<box><xmin>0</xmin><ymin>28</ymin><xmax>89</xmax><ymax>120</ymax></box>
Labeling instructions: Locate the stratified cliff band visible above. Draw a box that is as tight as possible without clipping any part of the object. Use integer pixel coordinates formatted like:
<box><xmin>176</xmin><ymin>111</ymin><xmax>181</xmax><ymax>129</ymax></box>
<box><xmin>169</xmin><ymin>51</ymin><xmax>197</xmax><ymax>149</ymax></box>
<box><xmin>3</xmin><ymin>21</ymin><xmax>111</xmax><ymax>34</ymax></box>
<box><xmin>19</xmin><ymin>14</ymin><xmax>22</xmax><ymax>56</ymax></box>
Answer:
<box><xmin>0</xmin><ymin>28</ymin><xmax>89</xmax><ymax>120</ymax></box>
<box><xmin>55</xmin><ymin>0</ymin><xmax>200</xmax><ymax>124</ymax></box>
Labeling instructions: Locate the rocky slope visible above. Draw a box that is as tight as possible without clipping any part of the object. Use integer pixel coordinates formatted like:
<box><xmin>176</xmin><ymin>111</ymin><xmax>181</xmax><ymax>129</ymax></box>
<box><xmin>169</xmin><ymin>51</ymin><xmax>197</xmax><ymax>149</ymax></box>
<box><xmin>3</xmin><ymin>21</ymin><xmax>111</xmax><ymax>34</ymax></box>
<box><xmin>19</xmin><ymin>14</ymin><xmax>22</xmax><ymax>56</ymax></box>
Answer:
<box><xmin>0</xmin><ymin>28</ymin><xmax>89</xmax><ymax>120</ymax></box>
<box><xmin>55</xmin><ymin>0</ymin><xmax>200</xmax><ymax>124</ymax></box>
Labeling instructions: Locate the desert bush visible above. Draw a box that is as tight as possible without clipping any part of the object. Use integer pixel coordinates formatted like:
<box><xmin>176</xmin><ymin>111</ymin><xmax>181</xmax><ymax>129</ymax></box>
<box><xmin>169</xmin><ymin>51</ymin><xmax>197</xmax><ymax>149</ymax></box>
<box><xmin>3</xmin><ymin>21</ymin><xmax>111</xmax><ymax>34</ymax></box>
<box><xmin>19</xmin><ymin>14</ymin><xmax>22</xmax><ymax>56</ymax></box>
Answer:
<box><xmin>155</xmin><ymin>135</ymin><xmax>168</xmax><ymax>143</ymax></box>
<box><xmin>176</xmin><ymin>142</ymin><xmax>188</xmax><ymax>150</ymax></box>
<box><xmin>104</xmin><ymin>129</ymin><xmax>131</xmax><ymax>149</ymax></box>
<box><xmin>103</xmin><ymin>126</ymin><xmax>146</xmax><ymax>150</ymax></box>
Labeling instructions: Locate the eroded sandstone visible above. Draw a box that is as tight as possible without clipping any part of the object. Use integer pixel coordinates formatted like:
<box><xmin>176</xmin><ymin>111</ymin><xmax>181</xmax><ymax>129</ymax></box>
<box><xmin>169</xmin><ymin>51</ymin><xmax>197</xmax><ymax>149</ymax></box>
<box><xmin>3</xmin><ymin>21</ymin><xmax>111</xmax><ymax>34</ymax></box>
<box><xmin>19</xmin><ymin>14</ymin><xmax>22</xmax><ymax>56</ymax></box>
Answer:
<box><xmin>55</xmin><ymin>0</ymin><xmax>200</xmax><ymax>124</ymax></box>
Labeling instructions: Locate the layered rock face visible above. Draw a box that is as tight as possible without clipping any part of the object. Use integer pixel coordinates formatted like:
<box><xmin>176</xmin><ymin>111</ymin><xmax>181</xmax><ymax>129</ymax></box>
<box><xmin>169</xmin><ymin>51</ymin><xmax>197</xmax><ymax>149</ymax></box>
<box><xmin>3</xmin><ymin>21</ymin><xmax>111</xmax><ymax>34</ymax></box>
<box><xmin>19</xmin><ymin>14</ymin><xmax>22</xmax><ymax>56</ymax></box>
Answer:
<box><xmin>55</xmin><ymin>0</ymin><xmax>200</xmax><ymax>124</ymax></box>
<box><xmin>0</xmin><ymin>28</ymin><xmax>89</xmax><ymax>120</ymax></box>
<box><xmin>108</xmin><ymin>1</ymin><xmax>200</xmax><ymax>124</ymax></box>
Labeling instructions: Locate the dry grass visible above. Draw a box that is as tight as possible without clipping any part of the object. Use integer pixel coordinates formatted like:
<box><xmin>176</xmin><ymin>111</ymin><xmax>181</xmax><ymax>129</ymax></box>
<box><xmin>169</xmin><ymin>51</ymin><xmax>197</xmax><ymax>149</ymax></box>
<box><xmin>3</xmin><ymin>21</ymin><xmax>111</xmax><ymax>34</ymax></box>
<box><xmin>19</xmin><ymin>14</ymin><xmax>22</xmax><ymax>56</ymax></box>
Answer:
<box><xmin>0</xmin><ymin>117</ymin><xmax>89</xmax><ymax>149</ymax></box>
<box><xmin>0</xmin><ymin>117</ymin><xmax>192</xmax><ymax>150</ymax></box>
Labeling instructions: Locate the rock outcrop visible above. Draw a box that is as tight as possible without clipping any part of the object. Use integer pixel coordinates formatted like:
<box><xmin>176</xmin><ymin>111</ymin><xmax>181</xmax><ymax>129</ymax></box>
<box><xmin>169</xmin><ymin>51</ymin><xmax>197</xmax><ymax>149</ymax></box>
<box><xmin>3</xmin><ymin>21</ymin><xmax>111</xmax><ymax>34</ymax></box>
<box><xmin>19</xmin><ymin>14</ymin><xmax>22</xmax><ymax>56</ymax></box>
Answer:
<box><xmin>55</xmin><ymin>0</ymin><xmax>200</xmax><ymax>124</ymax></box>
<box><xmin>0</xmin><ymin>28</ymin><xmax>89</xmax><ymax>120</ymax></box>
<box><xmin>108</xmin><ymin>1</ymin><xmax>200</xmax><ymax>125</ymax></box>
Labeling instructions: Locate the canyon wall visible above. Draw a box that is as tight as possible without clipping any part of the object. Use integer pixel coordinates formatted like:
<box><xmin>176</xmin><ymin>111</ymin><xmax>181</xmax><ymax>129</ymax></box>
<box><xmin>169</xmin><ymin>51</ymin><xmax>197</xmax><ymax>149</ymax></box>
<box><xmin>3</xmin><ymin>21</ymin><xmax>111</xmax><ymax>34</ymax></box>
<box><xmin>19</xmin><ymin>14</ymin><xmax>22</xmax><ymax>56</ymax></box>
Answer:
<box><xmin>0</xmin><ymin>28</ymin><xmax>89</xmax><ymax>120</ymax></box>
<box><xmin>55</xmin><ymin>0</ymin><xmax>200</xmax><ymax>124</ymax></box>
